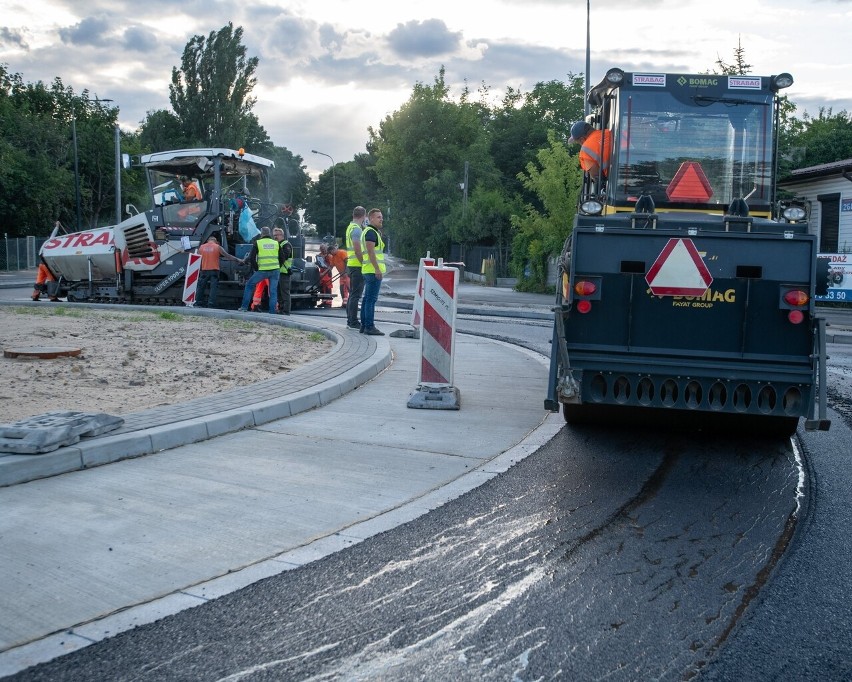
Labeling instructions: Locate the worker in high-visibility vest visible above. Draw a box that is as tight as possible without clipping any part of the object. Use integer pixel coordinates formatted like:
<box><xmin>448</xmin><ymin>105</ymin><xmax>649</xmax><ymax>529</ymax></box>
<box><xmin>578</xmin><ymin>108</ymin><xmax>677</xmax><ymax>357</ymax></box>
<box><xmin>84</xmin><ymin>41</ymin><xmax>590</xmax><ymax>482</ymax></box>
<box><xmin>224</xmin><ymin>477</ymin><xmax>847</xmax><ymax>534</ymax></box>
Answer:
<box><xmin>327</xmin><ymin>243</ymin><xmax>349</xmax><ymax>306</ymax></box>
<box><xmin>345</xmin><ymin>206</ymin><xmax>366</xmax><ymax>329</ymax></box>
<box><xmin>238</xmin><ymin>226</ymin><xmax>282</xmax><ymax>313</ymax></box>
<box><xmin>568</xmin><ymin>120</ymin><xmax>612</xmax><ymax>177</ymax></box>
<box><xmin>273</xmin><ymin>226</ymin><xmax>293</xmax><ymax>315</ymax></box>
<box><xmin>359</xmin><ymin>208</ymin><xmax>386</xmax><ymax>335</ymax></box>
<box><xmin>31</xmin><ymin>261</ymin><xmax>58</xmax><ymax>301</ymax></box>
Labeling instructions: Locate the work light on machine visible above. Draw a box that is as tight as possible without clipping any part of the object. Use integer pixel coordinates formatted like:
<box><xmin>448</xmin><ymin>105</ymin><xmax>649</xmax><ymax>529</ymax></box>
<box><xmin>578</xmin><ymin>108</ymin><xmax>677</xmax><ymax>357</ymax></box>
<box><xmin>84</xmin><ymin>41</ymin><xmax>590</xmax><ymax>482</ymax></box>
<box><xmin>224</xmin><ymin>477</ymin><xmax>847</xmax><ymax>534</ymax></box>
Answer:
<box><xmin>580</xmin><ymin>198</ymin><xmax>604</xmax><ymax>215</ymax></box>
<box><xmin>605</xmin><ymin>68</ymin><xmax>625</xmax><ymax>85</ymax></box>
<box><xmin>782</xmin><ymin>205</ymin><xmax>807</xmax><ymax>222</ymax></box>
<box><xmin>771</xmin><ymin>73</ymin><xmax>794</xmax><ymax>91</ymax></box>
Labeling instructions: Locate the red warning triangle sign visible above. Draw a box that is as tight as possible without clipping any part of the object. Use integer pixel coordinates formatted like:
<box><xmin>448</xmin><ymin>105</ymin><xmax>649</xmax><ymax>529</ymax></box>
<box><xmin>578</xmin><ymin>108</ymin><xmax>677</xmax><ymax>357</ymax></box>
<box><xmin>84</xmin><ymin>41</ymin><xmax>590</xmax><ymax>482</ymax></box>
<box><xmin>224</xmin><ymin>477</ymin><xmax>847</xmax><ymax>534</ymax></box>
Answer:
<box><xmin>666</xmin><ymin>161</ymin><xmax>713</xmax><ymax>202</ymax></box>
<box><xmin>645</xmin><ymin>238</ymin><xmax>713</xmax><ymax>296</ymax></box>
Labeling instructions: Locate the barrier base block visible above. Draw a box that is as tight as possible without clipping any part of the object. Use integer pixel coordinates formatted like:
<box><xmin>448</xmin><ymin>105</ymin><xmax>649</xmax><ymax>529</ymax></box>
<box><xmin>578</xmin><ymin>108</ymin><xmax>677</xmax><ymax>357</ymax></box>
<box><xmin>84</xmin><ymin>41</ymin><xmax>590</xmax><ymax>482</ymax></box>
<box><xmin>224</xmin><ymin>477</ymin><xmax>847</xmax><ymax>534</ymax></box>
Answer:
<box><xmin>407</xmin><ymin>385</ymin><xmax>461</xmax><ymax>410</ymax></box>
<box><xmin>390</xmin><ymin>328</ymin><xmax>419</xmax><ymax>339</ymax></box>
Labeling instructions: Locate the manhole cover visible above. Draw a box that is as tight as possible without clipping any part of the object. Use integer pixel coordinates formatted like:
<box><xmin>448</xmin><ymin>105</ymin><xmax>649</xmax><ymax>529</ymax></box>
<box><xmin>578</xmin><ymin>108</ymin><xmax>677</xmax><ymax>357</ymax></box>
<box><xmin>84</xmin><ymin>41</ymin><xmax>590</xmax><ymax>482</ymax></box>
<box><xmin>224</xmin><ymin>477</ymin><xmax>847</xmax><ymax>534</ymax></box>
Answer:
<box><xmin>3</xmin><ymin>346</ymin><xmax>83</xmax><ymax>359</ymax></box>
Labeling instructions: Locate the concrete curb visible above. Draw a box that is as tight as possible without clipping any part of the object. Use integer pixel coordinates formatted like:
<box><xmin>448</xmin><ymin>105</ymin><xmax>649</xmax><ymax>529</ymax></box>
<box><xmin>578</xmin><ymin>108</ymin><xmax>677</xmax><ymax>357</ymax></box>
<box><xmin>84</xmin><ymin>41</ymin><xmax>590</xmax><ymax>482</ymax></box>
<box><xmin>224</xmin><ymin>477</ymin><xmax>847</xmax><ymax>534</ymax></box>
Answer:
<box><xmin>0</xmin><ymin>302</ymin><xmax>392</xmax><ymax>487</ymax></box>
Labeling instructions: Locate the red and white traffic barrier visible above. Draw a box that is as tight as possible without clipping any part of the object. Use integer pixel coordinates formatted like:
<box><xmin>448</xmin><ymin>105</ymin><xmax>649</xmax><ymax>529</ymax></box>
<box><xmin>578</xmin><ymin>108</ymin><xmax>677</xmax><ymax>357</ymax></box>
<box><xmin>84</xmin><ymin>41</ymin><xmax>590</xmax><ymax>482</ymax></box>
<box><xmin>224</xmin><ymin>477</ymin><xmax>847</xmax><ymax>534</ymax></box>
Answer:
<box><xmin>410</xmin><ymin>253</ymin><xmax>436</xmax><ymax>330</ymax></box>
<box><xmin>182</xmin><ymin>251</ymin><xmax>203</xmax><ymax>306</ymax></box>
<box><xmin>407</xmin><ymin>261</ymin><xmax>461</xmax><ymax>410</ymax></box>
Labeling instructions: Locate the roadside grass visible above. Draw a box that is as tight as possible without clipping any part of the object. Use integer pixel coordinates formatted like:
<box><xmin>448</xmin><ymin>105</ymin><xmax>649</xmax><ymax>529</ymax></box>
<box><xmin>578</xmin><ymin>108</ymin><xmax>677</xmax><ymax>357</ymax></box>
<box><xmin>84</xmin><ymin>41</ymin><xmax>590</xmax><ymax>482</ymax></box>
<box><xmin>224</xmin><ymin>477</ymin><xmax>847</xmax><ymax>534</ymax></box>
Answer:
<box><xmin>4</xmin><ymin>306</ymin><xmax>332</xmax><ymax>345</ymax></box>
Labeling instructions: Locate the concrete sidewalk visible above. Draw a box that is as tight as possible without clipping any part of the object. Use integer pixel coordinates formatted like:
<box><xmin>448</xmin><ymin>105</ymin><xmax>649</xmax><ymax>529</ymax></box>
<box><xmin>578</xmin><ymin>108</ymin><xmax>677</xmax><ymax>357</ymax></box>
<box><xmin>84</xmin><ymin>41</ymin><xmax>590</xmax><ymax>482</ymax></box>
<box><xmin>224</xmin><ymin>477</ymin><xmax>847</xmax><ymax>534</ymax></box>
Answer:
<box><xmin>0</xmin><ymin>315</ymin><xmax>561</xmax><ymax>677</ymax></box>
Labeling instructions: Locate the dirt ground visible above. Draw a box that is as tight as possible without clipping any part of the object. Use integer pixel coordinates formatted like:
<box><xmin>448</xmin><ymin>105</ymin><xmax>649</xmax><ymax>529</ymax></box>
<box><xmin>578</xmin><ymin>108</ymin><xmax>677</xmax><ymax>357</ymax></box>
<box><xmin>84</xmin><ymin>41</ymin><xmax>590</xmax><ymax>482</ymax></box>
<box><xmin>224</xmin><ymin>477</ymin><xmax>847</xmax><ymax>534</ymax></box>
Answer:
<box><xmin>0</xmin><ymin>306</ymin><xmax>334</xmax><ymax>424</ymax></box>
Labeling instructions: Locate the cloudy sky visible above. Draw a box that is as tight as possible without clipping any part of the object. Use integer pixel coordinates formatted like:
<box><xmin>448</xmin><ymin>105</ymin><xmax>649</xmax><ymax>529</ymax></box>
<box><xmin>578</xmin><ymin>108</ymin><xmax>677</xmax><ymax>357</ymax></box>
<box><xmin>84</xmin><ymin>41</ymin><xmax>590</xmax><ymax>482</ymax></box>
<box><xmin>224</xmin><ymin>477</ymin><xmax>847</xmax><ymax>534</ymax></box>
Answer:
<box><xmin>2</xmin><ymin>0</ymin><xmax>851</xmax><ymax>178</ymax></box>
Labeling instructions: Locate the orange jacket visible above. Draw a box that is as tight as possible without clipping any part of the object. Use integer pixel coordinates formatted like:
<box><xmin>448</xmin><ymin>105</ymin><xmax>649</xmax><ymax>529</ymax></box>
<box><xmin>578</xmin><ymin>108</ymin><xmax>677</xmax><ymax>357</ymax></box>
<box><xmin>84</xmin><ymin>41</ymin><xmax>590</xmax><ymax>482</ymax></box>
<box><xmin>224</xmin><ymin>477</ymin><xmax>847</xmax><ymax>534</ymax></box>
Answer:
<box><xmin>579</xmin><ymin>129</ymin><xmax>612</xmax><ymax>175</ymax></box>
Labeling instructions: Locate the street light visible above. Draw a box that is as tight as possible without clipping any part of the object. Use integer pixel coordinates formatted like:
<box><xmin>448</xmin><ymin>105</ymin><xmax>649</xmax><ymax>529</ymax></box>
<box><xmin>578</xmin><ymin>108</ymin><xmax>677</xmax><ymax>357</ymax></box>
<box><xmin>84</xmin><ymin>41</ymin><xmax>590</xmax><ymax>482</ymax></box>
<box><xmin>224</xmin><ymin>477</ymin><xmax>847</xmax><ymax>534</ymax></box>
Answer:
<box><xmin>311</xmin><ymin>149</ymin><xmax>336</xmax><ymax>239</ymax></box>
<box><xmin>93</xmin><ymin>98</ymin><xmax>121</xmax><ymax>225</ymax></box>
<box><xmin>71</xmin><ymin>98</ymin><xmax>119</xmax><ymax>230</ymax></box>
<box><xmin>71</xmin><ymin>110</ymin><xmax>81</xmax><ymax>231</ymax></box>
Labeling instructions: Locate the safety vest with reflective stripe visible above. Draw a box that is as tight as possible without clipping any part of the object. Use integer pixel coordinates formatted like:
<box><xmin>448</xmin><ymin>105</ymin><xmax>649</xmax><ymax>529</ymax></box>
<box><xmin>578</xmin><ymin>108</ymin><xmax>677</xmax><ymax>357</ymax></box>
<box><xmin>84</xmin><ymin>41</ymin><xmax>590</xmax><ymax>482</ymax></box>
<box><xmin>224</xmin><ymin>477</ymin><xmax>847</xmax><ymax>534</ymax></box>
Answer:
<box><xmin>278</xmin><ymin>240</ymin><xmax>293</xmax><ymax>274</ymax></box>
<box><xmin>345</xmin><ymin>222</ymin><xmax>362</xmax><ymax>267</ymax></box>
<box><xmin>255</xmin><ymin>237</ymin><xmax>280</xmax><ymax>271</ymax></box>
<box><xmin>360</xmin><ymin>226</ymin><xmax>386</xmax><ymax>275</ymax></box>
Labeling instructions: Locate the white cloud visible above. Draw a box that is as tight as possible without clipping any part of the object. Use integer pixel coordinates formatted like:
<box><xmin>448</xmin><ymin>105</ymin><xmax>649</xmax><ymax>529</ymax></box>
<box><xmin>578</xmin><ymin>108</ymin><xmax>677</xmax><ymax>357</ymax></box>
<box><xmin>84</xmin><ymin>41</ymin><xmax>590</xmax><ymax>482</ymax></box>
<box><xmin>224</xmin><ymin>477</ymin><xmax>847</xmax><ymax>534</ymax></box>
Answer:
<box><xmin>1</xmin><ymin>0</ymin><xmax>850</xmax><ymax>179</ymax></box>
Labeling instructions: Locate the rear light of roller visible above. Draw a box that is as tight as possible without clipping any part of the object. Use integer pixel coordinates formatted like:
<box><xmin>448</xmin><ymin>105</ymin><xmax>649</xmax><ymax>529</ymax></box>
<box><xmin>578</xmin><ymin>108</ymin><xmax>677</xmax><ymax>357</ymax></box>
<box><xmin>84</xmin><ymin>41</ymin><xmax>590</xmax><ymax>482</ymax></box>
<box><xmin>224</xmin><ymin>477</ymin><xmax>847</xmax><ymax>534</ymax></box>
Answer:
<box><xmin>574</xmin><ymin>280</ymin><xmax>597</xmax><ymax>296</ymax></box>
<box><xmin>783</xmin><ymin>290</ymin><xmax>809</xmax><ymax>307</ymax></box>
<box><xmin>573</xmin><ymin>280</ymin><xmax>597</xmax><ymax>313</ymax></box>
<box><xmin>782</xmin><ymin>289</ymin><xmax>808</xmax><ymax>324</ymax></box>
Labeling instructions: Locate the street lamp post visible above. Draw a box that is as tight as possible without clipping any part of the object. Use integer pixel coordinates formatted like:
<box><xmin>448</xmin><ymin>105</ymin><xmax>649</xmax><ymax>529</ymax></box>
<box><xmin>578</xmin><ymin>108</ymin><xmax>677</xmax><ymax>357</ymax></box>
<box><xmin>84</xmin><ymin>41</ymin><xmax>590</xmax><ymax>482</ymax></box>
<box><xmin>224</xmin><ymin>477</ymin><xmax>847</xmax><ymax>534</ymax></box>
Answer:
<box><xmin>114</xmin><ymin>123</ymin><xmax>121</xmax><ymax>224</ymax></box>
<box><xmin>71</xmin><ymin>111</ymin><xmax>82</xmax><ymax>231</ymax></box>
<box><xmin>311</xmin><ymin>149</ymin><xmax>336</xmax><ymax>239</ymax></box>
<box><xmin>93</xmin><ymin>98</ymin><xmax>120</xmax><ymax>225</ymax></box>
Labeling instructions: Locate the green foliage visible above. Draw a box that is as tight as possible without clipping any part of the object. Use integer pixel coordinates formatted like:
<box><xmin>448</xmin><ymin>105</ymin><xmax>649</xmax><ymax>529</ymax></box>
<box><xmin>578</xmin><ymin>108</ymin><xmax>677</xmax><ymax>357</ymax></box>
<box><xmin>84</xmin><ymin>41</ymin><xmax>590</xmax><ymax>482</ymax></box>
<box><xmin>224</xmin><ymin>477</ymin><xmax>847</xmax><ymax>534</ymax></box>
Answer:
<box><xmin>785</xmin><ymin>107</ymin><xmax>852</xmax><ymax>169</ymax></box>
<box><xmin>267</xmin><ymin>146</ymin><xmax>311</xmax><ymax>210</ymax></box>
<box><xmin>0</xmin><ymin>64</ymin><xmax>123</xmax><ymax>235</ymax></box>
<box><xmin>511</xmin><ymin>132</ymin><xmax>581</xmax><ymax>291</ymax></box>
<box><xmin>138</xmin><ymin>109</ymin><xmax>187</xmax><ymax>152</ymax></box>
<box><xmin>168</xmin><ymin>23</ymin><xmax>268</xmax><ymax>150</ymax></box>
<box><xmin>305</xmin><ymin>152</ymin><xmax>383</xmax><ymax>241</ymax></box>
<box><xmin>712</xmin><ymin>37</ymin><xmax>753</xmax><ymax>76</ymax></box>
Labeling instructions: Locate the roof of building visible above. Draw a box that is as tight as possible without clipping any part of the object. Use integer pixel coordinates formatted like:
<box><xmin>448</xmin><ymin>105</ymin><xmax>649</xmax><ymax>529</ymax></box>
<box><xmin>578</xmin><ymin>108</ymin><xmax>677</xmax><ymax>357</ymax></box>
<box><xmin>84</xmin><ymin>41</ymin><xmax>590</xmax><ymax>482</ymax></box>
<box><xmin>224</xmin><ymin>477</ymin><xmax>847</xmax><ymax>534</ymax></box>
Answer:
<box><xmin>779</xmin><ymin>158</ymin><xmax>852</xmax><ymax>185</ymax></box>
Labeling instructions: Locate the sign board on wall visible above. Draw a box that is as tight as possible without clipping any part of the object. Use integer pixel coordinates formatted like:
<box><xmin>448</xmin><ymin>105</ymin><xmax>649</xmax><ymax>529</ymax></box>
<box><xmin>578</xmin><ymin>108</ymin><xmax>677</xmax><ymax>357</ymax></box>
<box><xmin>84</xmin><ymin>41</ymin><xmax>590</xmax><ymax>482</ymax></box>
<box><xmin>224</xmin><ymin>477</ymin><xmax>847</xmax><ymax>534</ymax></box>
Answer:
<box><xmin>817</xmin><ymin>253</ymin><xmax>852</xmax><ymax>302</ymax></box>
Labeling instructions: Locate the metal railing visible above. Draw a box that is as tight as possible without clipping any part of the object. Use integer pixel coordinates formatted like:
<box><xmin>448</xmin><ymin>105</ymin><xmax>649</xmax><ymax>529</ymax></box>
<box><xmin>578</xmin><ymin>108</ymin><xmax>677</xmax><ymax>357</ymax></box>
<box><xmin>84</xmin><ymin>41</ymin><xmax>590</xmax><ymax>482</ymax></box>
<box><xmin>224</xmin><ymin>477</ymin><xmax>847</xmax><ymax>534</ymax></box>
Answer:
<box><xmin>0</xmin><ymin>237</ymin><xmax>44</xmax><ymax>271</ymax></box>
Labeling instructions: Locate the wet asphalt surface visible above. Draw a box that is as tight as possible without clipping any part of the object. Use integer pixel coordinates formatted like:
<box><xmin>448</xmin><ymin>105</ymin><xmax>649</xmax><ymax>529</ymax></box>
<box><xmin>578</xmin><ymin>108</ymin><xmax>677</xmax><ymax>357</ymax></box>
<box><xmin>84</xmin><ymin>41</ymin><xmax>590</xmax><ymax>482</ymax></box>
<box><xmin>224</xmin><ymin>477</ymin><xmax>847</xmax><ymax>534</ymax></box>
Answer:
<box><xmin>2</xmin><ymin>279</ymin><xmax>851</xmax><ymax>680</ymax></box>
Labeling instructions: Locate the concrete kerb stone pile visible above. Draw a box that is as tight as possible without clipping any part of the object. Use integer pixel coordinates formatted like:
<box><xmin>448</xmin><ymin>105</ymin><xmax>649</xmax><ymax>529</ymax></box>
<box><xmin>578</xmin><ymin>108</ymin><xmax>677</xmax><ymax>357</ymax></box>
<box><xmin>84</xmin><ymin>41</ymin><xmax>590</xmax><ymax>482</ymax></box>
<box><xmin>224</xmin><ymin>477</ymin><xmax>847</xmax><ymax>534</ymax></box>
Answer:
<box><xmin>0</xmin><ymin>302</ymin><xmax>392</xmax><ymax>487</ymax></box>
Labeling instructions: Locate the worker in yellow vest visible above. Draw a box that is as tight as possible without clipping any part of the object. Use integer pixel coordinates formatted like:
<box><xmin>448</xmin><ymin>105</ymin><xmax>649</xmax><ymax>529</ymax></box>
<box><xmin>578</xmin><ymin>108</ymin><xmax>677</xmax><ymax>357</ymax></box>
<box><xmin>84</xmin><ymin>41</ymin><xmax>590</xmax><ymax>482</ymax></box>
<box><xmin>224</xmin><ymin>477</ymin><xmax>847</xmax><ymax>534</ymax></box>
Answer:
<box><xmin>238</xmin><ymin>226</ymin><xmax>282</xmax><ymax>313</ymax></box>
<box><xmin>345</xmin><ymin>206</ymin><xmax>366</xmax><ymax>329</ymax></box>
<box><xmin>359</xmin><ymin>207</ymin><xmax>386</xmax><ymax>335</ymax></box>
<box><xmin>273</xmin><ymin>226</ymin><xmax>294</xmax><ymax>315</ymax></box>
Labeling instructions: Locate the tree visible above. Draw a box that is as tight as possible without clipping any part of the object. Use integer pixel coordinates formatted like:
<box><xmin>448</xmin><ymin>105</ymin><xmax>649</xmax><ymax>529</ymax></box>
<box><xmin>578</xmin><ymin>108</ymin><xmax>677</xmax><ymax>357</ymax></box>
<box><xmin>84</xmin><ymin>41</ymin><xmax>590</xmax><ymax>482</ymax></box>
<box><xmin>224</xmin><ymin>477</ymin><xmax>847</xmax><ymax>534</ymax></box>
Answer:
<box><xmin>489</xmin><ymin>77</ymin><xmax>584</xmax><ymax>198</ymax></box>
<box><xmin>138</xmin><ymin>109</ymin><xmax>187</xmax><ymax>152</ymax></box>
<box><xmin>0</xmin><ymin>66</ymin><xmax>124</xmax><ymax>235</ymax></box>
<box><xmin>787</xmin><ymin>107</ymin><xmax>852</xmax><ymax>168</ymax></box>
<box><xmin>267</xmin><ymin>146</ymin><xmax>310</xmax><ymax>210</ymax></box>
<box><xmin>168</xmin><ymin>23</ymin><xmax>269</xmax><ymax>150</ymax></box>
<box><xmin>368</xmin><ymin>67</ymin><xmax>494</xmax><ymax>261</ymax></box>
<box><xmin>511</xmin><ymin>132</ymin><xmax>581</xmax><ymax>291</ymax></box>
<box><xmin>713</xmin><ymin>37</ymin><xmax>753</xmax><ymax>76</ymax></box>
<box><xmin>305</xmin><ymin>153</ymin><xmax>383</xmax><ymax>240</ymax></box>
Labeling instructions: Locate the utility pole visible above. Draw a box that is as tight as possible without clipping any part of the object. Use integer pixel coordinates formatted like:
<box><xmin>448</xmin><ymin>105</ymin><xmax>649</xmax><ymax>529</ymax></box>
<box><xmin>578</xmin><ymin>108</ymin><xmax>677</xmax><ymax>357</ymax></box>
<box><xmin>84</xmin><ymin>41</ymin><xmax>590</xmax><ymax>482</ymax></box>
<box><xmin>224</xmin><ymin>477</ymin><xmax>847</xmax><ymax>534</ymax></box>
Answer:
<box><xmin>462</xmin><ymin>161</ymin><xmax>469</xmax><ymax>219</ymax></box>
<box><xmin>585</xmin><ymin>0</ymin><xmax>591</xmax><ymax>116</ymax></box>
<box><xmin>71</xmin><ymin>112</ymin><xmax>81</xmax><ymax>231</ymax></box>
<box><xmin>311</xmin><ymin>150</ymin><xmax>336</xmax><ymax>239</ymax></box>
<box><xmin>114</xmin><ymin>124</ymin><xmax>121</xmax><ymax>224</ymax></box>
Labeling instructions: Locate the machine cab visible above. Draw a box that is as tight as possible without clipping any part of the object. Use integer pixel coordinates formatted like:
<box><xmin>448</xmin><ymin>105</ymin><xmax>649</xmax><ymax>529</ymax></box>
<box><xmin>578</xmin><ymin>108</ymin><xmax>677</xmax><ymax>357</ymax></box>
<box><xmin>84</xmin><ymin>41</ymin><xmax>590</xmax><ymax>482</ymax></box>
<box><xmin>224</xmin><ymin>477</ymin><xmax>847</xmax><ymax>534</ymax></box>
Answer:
<box><xmin>579</xmin><ymin>69</ymin><xmax>794</xmax><ymax>222</ymax></box>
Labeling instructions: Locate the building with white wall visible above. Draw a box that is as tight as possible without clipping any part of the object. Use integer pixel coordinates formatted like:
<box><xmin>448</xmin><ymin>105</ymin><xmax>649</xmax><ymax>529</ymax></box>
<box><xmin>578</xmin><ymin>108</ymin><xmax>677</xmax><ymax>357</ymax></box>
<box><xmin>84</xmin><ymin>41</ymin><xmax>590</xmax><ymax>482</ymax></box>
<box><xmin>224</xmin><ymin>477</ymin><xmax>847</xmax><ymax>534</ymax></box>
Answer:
<box><xmin>778</xmin><ymin>159</ymin><xmax>852</xmax><ymax>254</ymax></box>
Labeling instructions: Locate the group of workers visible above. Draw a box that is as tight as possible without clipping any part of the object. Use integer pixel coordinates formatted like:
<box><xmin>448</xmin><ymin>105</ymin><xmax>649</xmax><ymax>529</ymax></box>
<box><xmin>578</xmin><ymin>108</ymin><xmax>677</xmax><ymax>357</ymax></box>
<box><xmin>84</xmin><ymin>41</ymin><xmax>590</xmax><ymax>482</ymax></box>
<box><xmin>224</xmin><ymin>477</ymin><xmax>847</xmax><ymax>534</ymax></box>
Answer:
<box><xmin>223</xmin><ymin>203</ymin><xmax>386</xmax><ymax>336</ymax></box>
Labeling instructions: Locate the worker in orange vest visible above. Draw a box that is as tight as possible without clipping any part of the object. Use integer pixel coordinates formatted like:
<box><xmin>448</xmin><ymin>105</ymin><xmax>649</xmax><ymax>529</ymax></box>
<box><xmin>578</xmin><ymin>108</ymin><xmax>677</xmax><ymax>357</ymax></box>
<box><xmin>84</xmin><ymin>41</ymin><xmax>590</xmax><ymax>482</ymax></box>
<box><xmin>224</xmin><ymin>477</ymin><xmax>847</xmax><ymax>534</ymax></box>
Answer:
<box><xmin>327</xmin><ymin>243</ymin><xmax>349</xmax><ymax>306</ymax></box>
<box><xmin>568</xmin><ymin>121</ymin><xmax>613</xmax><ymax>177</ymax></box>
<box><xmin>32</xmin><ymin>261</ymin><xmax>58</xmax><ymax>301</ymax></box>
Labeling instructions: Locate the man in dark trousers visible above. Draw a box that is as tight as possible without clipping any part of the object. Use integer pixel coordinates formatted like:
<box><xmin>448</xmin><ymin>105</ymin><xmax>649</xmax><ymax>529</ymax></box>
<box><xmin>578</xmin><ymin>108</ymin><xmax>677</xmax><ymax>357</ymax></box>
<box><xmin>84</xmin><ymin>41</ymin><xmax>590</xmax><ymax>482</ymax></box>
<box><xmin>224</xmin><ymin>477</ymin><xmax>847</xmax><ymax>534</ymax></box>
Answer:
<box><xmin>238</xmin><ymin>226</ymin><xmax>281</xmax><ymax>313</ymax></box>
<box><xmin>196</xmin><ymin>235</ymin><xmax>243</xmax><ymax>308</ymax></box>
<box><xmin>344</xmin><ymin>206</ymin><xmax>367</xmax><ymax>328</ymax></box>
<box><xmin>272</xmin><ymin>227</ymin><xmax>293</xmax><ymax>315</ymax></box>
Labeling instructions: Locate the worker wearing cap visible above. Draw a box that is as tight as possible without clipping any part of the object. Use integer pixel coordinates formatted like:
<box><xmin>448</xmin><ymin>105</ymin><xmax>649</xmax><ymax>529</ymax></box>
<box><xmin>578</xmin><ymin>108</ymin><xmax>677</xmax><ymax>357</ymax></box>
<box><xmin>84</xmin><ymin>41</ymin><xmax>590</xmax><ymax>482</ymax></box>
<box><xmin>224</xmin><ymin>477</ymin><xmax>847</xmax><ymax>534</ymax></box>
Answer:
<box><xmin>568</xmin><ymin>121</ymin><xmax>612</xmax><ymax>177</ymax></box>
